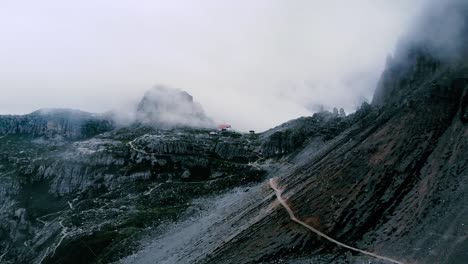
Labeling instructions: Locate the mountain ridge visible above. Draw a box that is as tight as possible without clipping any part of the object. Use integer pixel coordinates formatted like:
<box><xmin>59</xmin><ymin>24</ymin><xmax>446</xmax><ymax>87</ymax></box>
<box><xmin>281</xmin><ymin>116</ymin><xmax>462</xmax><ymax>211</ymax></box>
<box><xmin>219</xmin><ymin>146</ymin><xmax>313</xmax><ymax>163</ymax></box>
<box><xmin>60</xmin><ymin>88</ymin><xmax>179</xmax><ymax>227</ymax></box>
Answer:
<box><xmin>2</xmin><ymin>6</ymin><xmax>468</xmax><ymax>261</ymax></box>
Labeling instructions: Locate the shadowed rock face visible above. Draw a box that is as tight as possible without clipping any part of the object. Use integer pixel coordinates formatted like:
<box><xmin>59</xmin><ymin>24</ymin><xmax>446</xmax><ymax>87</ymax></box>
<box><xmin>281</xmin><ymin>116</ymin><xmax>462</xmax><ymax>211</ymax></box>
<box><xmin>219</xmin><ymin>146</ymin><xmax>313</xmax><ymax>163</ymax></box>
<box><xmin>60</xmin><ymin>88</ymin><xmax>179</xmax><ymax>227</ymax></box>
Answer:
<box><xmin>259</xmin><ymin>109</ymin><xmax>371</xmax><ymax>158</ymax></box>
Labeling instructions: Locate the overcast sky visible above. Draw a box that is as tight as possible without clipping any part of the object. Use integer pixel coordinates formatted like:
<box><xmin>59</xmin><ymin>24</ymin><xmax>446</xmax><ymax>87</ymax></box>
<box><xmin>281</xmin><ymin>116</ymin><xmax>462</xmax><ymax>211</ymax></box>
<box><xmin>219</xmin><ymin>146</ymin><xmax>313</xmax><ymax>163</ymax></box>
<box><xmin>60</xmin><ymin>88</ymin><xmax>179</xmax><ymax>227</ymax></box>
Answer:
<box><xmin>0</xmin><ymin>0</ymin><xmax>428</xmax><ymax>131</ymax></box>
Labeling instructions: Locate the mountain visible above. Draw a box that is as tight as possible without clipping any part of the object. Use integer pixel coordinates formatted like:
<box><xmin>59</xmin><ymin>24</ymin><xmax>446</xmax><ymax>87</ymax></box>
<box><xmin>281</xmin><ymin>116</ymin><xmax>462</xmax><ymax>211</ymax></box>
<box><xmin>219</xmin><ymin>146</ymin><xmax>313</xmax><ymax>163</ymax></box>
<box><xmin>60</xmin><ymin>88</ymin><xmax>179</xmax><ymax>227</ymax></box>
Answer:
<box><xmin>120</xmin><ymin>47</ymin><xmax>467</xmax><ymax>263</ymax></box>
<box><xmin>1</xmin><ymin>47</ymin><xmax>466</xmax><ymax>262</ymax></box>
<box><xmin>1</xmin><ymin>50</ymin><xmax>467</xmax><ymax>263</ymax></box>
<box><xmin>135</xmin><ymin>85</ymin><xmax>215</xmax><ymax>129</ymax></box>
<box><xmin>0</xmin><ymin>87</ymin><xmax>257</xmax><ymax>263</ymax></box>
<box><xmin>0</xmin><ymin>109</ymin><xmax>114</xmax><ymax>140</ymax></box>
<box><xmin>124</xmin><ymin>7</ymin><xmax>467</xmax><ymax>262</ymax></box>
<box><xmin>1</xmin><ymin>4</ymin><xmax>468</xmax><ymax>262</ymax></box>
<box><xmin>0</xmin><ymin>83</ymin><xmax>362</xmax><ymax>263</ymax></box>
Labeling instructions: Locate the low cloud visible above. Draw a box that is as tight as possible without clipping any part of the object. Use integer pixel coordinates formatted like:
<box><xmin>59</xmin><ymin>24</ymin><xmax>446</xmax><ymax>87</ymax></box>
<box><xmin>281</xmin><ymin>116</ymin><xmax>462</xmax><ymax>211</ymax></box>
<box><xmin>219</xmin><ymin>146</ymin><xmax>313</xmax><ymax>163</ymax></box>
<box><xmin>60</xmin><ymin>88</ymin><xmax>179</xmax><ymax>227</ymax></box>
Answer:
<box><xmin>395</xmin><ymin>0</ymin><xmax>468</xmax><ymax>62</ymax></box>
<box><xmin>0</xmin><ymin>0</ymin><xmax>431</xmax><ymax>131</ymax></box>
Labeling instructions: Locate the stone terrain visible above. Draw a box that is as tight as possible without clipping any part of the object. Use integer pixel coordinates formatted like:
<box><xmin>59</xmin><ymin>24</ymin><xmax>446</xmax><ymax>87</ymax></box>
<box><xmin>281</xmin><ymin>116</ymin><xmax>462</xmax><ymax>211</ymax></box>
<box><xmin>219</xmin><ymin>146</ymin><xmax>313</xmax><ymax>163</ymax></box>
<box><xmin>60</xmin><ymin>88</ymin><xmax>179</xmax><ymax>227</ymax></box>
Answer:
<box><xmin>0</xmin><ymin>85</ymin><xmax>354</xmax><ymax>263</ymax></box>
<box><xmin>124</xmin><ymin>15</ymin><xmax>468</xmax><ymax>264</ymax></box>
<box><xmin>1</xmin><ymin>49</ymin><xmax>467</xmax><ymax>263</ymax></box>
<box><xmin>1</xmin><ymin>4</ymin><xmax>468</xmax><ymax>263</ymax></box>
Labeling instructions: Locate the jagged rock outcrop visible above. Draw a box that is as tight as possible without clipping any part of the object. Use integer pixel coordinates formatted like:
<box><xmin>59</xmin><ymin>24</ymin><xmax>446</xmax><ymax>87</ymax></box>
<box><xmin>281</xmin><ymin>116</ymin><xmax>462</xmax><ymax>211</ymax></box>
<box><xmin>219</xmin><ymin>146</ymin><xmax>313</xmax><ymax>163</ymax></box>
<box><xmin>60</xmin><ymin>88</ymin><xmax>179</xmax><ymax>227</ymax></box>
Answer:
<box><xmin>372</xmin><ymin>49</ymin><xmax>441</xmax><ymax>107</ymax></box>
<box><xmin>132</xmin><ymin>132</ymin><xmax>260</xmax><ymax>162</ymax></box>
<box><xmin>260</xmin><ymin>109</ymin><xmax>369</xmax><ymax>158</ymax></box>
<box><xmin>135</xmin><ymin>86</ymin><xmax>215</xmax><ymax>129</ymax></box>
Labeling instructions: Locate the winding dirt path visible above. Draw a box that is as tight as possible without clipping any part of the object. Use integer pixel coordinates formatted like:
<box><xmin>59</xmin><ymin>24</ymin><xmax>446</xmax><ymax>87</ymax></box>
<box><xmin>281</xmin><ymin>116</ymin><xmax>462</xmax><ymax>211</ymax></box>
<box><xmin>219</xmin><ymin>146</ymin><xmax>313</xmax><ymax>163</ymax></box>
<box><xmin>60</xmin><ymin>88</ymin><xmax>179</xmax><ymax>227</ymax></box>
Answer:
<box><xmin>269</xmin><ymin>178</ymin><xmax>404</xmax><ymax>264</ymax></box>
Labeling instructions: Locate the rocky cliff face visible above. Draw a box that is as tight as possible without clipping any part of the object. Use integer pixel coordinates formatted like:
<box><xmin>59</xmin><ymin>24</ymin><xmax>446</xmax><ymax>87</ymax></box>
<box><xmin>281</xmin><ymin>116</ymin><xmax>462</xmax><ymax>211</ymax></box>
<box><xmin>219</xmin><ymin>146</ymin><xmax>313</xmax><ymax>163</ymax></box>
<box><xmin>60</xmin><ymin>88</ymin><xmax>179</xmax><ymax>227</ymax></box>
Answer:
<box><xmin>259</xmin><ymin>108</ymin><xmax>371</xmax><ymax>158</ymax></box>
<box><xmin>0</xmin><ymin>109</ymin><xmax>114</xmax><ymax>139</ymax></box>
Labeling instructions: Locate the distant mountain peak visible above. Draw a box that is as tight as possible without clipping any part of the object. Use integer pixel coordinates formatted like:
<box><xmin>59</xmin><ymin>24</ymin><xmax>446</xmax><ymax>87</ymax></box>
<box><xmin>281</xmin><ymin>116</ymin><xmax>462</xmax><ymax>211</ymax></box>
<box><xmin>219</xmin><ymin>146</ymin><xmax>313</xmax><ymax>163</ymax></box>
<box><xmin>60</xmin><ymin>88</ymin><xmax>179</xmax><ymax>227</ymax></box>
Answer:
<box><xmin>135</xmin><ymin>85</ymin><xmax>215</xmax><ymax>129</ymax></box>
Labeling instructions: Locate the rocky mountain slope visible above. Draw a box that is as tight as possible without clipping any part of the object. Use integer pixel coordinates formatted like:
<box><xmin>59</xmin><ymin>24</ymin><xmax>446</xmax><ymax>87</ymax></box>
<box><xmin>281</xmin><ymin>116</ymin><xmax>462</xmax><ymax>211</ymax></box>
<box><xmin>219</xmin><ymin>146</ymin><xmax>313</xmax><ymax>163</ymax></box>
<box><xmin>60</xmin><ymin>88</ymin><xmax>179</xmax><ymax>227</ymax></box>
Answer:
<box><xmin>0</xmin><ymin>85</ymin><xmax>352</xmax><ymax>263</ymax></box>
<box><xmin>0</xmin><ymin>109</ymin><xmax>114</xmax><ymax>140</ymax></box>
<box><xmin>1</xmin><ymin>52</ymin><xmax>467</xmax><ymax>264</ymax></box>
<box><xmin>123</xmin><ymin>13</ymin><xmax>468</xmax><ymax>264</ymax></box>
<box><xmin>1</xmin><ymin>3</ymin><xmax>467</xmax><ymax>263</ymax></box>
<box><xmin>181</xmin><ymin>51</ymin><xmax>467</xmax><ymax>264</ymax></box>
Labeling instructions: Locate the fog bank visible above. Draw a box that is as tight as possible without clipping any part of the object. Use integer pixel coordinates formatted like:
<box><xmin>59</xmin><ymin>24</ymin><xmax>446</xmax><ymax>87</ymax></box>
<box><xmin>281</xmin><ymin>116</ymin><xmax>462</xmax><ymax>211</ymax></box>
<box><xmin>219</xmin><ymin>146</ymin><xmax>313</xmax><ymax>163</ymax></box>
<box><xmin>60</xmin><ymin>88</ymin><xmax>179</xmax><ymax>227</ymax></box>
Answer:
<box><xmin>0</xmin><ymin>0</ymin><xmax>429</xmax><ymax>131</ymax></box>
